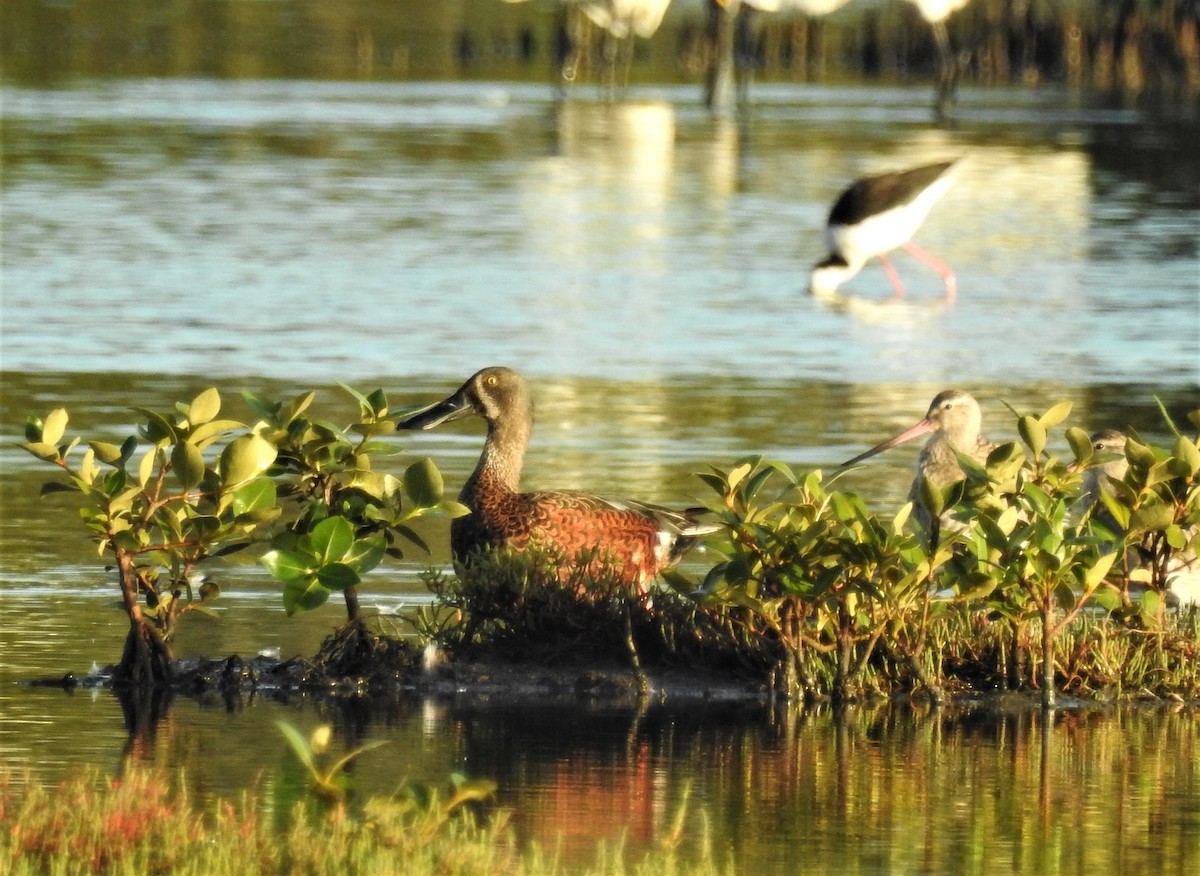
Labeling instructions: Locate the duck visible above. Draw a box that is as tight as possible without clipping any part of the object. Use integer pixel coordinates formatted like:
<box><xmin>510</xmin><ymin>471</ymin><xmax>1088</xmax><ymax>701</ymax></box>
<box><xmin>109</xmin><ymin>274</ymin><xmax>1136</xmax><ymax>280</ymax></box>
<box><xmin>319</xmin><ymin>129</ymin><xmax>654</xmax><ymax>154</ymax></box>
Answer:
<box><xmin>843</xmin><ymin>389</ymin><xmax>994</xmax><ymax>537</ymax></box>
<box><xmin>395</xmin><ymin>366</ymin><xmax>719</xmax><ymax>592</ymax></box>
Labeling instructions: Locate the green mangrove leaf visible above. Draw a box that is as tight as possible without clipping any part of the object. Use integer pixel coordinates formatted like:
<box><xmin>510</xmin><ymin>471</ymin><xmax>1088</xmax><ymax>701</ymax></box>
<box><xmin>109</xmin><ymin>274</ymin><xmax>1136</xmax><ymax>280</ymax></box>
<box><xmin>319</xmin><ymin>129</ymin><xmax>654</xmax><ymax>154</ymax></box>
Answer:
<box><xmin>304</xmin><ymin>516</ymin><xmax>355</xmax><ymax>564</ymax></box>
<box><xmin>1039</xmin><ymin>400</ymin><xmax>1072</xmax><ymax>429</ymax></box>
<box><xmin>134</xmin><ymin>407</ymin><xmax>178</xmax><ymax>444</ymax></box>
<box><xmin>1091</xmin><ymin>584</ymin><xmax>1123</xmax><ymax>613</ymax></box>
<box><xmin>1083</xmin><ymin>551</ymin><xmax>1119</xmax><ymax>590</ymax></box>
<box><xmin>188</xmin><ymin>388</ymin><xmax>221</xmax><ymax>426</ymax></box>
<box><xmin>727</xmin><ymin>462</ymin><xmax>753</xmax><ymax>490</ymax></box>
<box><xmin>24</xmin><ymin>415</ymin><xmax>43</xmax><ymax>443</ymax></box>
<box><xmin>367</xmin><ymin>388</ymin><xmax>388</xmax><ymax>418</ymax></box>
<box><xmin>79</xmin><ymin>448</ymin><xmax>98</xmax><ymax>484</ymax></box>
<box><xmin>136</xmin><ymin>448</ymin><xmax>157</xmax><ymax>487</ymax></box>
<box><xmin>338</xmin><ymin>383</ymin><xmax>375</xmax><ymax>419</ymax></box>
<box><xmin>286</xmin><ymin>390</ymin><xmax>316</xmax><ymax>422</ymax></box>
<box><xmin>1139</xmin><ymin>588</ymin><xmax>1162</xmax><ymax>619</ymax></box>
<box><xmin>261</xmin><ymin>548</ymin><xmax>317</xmax><ymax>583</ymax></box>
<box><xmin>118</xmin><ymin>435</ymin><xmax>138</xmax><ymax>466</ymax></box>
<box><xmin>88</xmin><ymin>440</ymin><xmax>124</xmax><ymax>466</ymax></box>
<box><xmin>188</xmin><ymin>419</ymin><xmax>247</xmax><ymax>450</ymax></box>
<box><xmin>21</xmin><ymin>441</ymin><xmax>60</xmax><ymax>462</ymax></box>
<box><xmin>1018</xmin><ymin>415</ymin><xmax>1047</xmax><ymax>458</ymax></box>
<box><xmin>219</xmin><ymin>434</ymin><xmax>277</xmax><ymax>487</ymax></box>
<box><xmin>232</xmin><ymin>478</ymin><xmax>276</xmax><ymax>516</ymax></box>
<box><xmin>41</xmin><ymin>408</ymin><xmax>69</xmax><ymax>447</ymax></box>
<box><xmin>317</xmin><ymin>562</ymin><xmax>360</xmax><ymax>591</ymax></box>
<box><xmin>241</xmin><ymin>390</ymin><xmax>282</xmax><ymax>422</ymax></box>
<box><xmin>344</xmin><ymin>533</ymin><xmax>386</xmax><ymax>573</ymax></box>
<box><xmin>394</xmin><ymin>524</ymin><xmax>429</xmax><ymax>554</ymax></box>
<box><xmin>1124</xmin><ymin>437</ymin><xmax>1156</xmax><ymax>469</ymax></box>
<box><xmin>918</xmin><ymin>475</ymin><xmax>944</xmax><ymax>520</ymax></box>
<box><xmin>1130</xmin><ymin>502</ymin><xmax>1174</xmax><ymax>534</ymax></box>
<box><xmin>404</xmin><ymin>457</ymin><xmax>444</xmax><ymax>508</ymax></box>
<box><xmin>282</xmin><ymin>577</ymin><xmax>331</xmax><ymax>615</ymax></box>
<box><xmin>1065</xmin><ymin>427</ymin><xmax>1093</xmax><ymax>464</ymax></box>
<box><xmin>1172</xmin><ymin>436</ymin><xmax>1200</xmax><ymax>476</ymax></box>
<box><xmin>171</xmin><ymin>441</ymin><xmax>205</xmax><ymax>490</ymax></box>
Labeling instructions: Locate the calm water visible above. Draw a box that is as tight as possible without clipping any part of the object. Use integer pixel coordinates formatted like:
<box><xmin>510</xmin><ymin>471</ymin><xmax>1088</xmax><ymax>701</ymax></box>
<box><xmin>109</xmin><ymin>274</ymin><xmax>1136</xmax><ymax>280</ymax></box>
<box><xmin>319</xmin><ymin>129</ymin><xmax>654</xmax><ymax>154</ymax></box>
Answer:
<box><xmin>2</xmin><ymin>71</ymin><xmax>1199</xmax><ymax>872</ymax></box>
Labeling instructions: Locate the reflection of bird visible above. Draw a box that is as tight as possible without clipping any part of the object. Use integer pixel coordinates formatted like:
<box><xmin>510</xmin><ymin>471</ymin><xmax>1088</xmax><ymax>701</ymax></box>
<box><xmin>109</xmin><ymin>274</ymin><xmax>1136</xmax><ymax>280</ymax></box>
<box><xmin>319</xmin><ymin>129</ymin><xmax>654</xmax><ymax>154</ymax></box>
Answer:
<box><xmin>809</xmin><ymin>160</ymin><xmax>959</xmax><ymax>302</ymax></box>
<box><xmin>843</xmin><ymin>389</ymin><xmax>993</xmax><ymax>537</ymax></box>
<box><xmin>905</xmin><ymin>0</ymin><xmax>973</xmax><ymax>118</ymax></box>
<box><xmin>396</xmin><ymin>366</ymin><xmax>719</xmax><ymax>591</ymax></box>
<box><xmin>1080</xmin><ymin>429</ymin><xmax>1199</xmax><ymax>606</ymax></box>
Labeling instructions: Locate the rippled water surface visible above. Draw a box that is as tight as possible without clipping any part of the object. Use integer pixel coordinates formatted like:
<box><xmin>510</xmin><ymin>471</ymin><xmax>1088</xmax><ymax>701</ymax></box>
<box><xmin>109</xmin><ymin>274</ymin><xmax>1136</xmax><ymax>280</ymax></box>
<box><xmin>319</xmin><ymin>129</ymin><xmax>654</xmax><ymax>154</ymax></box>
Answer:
<box><xmin>2</xmin><ymin>74</ymin><xmax>1199</xmax><ymax>872</ymax></box>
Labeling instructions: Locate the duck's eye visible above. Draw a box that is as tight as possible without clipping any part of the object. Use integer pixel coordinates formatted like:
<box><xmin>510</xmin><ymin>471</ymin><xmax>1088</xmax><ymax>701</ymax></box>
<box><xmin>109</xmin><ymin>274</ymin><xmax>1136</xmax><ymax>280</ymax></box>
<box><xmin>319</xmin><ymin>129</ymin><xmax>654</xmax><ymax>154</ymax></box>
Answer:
<box><xmin>485</xmin><ymin>375</ymin><xmax>498</xmax><ymax>387</ymax></box>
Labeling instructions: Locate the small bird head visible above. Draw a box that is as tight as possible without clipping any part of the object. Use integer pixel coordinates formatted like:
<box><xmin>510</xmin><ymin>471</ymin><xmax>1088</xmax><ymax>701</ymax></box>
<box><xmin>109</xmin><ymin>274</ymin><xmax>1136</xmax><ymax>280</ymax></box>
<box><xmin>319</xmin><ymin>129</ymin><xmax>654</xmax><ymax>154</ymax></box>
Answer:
<box><xmin>808</xmin><ymin>256</ymin><xmax>857</xmax><ymax>298</ymax></box>
<box><xmin>923</xmin><ymin>389</ymin><xmax>982</xmax><ymax>448</ymax></box>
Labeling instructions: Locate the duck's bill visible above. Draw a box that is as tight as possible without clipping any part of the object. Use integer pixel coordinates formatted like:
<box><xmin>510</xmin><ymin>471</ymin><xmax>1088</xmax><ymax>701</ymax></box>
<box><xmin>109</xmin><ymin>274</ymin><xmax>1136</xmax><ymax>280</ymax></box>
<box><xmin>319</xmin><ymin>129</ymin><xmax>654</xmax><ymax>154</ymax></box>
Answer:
<box><xmin>395</xmin><ymin>390</ymin><xmax>472</xmax><ymax>431</ymax></box>
<box><xmin>842</xmin><ymin>418</ymin><xmax>936</xmax><ymax>467</ymax></box>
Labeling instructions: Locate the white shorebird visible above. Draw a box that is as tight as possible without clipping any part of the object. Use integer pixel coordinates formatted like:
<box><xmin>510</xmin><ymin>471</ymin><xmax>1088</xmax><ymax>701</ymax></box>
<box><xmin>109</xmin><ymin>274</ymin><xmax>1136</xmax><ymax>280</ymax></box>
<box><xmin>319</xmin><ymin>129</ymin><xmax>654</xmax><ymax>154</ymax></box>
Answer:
<box><xmin>1080</xmin><ymin>429</ymin><xmax>1199</xmax><ymax>607</ymax></box>
<box><xmin>809</xmin><ymin>160</ymin><xmax>959</xmax><ymax>302</ymax></box>
<box><xmin>843</xmin><ymin>389</ymin><xmax>993</xmax><ymax>538</ymax></box>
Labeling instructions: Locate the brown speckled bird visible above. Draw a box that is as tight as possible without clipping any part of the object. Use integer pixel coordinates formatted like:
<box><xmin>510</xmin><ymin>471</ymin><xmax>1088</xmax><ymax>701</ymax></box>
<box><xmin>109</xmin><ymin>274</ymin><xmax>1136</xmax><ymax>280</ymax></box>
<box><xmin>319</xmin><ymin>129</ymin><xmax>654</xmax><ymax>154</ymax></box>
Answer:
<box><xmin>396</xmin><ymin>366</ymin><xmax>719</xmax><ymax>591</ymax></box>
<box><xmin>843</xmin><ymin>389</ymin><xmax>994</xmax><ymax>536</ymax></box>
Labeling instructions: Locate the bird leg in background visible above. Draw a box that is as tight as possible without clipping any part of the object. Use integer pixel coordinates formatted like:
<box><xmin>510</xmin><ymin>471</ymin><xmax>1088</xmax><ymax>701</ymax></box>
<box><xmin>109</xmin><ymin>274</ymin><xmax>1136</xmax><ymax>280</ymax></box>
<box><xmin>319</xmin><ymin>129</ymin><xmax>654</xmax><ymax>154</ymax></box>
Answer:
<box><xmin>902</xmin><ymin>242</ymin><xmax>957</xmax><ymax>303</ymax></box>
<box><xmin>878</xmin><ymin>253</ymin><xmax>907</xmax><ymax>298</ymax></box>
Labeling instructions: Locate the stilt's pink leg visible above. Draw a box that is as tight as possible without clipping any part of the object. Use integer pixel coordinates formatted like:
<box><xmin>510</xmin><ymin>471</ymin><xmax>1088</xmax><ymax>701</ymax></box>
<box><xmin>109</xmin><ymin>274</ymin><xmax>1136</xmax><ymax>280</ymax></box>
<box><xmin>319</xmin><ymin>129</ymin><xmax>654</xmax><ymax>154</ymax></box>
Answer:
<box><xmin>878</xmin><ymin>254</ymin><xmax>906</xmax><ymax>298</ymax></box>
<box><xmin>902</xmin><ymin>242</ymin><xmax>956</xmax><ymax>304</ymax></box>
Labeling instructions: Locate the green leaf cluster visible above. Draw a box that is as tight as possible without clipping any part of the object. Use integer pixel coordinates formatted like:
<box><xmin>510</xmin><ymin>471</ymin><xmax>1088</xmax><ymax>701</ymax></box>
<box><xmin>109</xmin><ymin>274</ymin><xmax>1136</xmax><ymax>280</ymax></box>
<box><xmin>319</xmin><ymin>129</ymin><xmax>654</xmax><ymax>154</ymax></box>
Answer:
<box><xmin>21</xmin><ymin>389</ymin><xmax>275</xmax><ymax>646</ymax></box>
<box><xmin>247</xmin><ymin>386</ymin><xmax>466</xmax><ymax>617</ymax></box>
<box><xmin>689</xmin><ymin>402</ymin><xmax>1200</xmax><ymax>704</ymax></box>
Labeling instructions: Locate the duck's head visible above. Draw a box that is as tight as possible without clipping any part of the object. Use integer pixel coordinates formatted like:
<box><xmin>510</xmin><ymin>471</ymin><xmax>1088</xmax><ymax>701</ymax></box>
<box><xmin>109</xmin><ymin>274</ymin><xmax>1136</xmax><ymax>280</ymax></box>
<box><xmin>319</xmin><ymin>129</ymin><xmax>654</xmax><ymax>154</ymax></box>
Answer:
<box><xmin>396</xmin><ymin>366</ymin><xmax>533</xmax><ymax>431</ymax></box>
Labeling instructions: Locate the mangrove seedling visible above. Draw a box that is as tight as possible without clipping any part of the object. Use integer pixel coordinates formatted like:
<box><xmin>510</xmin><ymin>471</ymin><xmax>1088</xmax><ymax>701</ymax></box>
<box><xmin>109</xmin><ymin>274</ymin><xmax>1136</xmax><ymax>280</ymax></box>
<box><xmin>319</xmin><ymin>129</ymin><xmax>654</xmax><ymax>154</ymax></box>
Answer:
<box><xmin>22</xmin><ymin>390</ymin><xmax>278</xmax><ymax>686</ymax></box>
<box><xmin>251</xmin><ymin>385</ymin><xmax>466</xmax><ymax>620</ymax></box>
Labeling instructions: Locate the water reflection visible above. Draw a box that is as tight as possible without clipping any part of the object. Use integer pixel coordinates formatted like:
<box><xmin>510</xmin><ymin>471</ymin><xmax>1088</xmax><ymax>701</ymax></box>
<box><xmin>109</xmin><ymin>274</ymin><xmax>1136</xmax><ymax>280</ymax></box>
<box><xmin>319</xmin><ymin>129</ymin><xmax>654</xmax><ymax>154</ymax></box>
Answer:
<box><xmin>12</xmin><ymin>673</ymin><xmax>1199</xmax><ymax>873</ymax></box>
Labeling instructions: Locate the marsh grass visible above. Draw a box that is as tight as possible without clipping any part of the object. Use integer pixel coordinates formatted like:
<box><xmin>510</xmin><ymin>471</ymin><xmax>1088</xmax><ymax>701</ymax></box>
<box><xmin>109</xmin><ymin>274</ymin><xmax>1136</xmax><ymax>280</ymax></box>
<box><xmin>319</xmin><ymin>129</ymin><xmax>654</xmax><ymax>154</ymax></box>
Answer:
<box><xmin>0</xmin><ymin>765</ymin><xmax>730</xmax><ymax>876</ymax></box>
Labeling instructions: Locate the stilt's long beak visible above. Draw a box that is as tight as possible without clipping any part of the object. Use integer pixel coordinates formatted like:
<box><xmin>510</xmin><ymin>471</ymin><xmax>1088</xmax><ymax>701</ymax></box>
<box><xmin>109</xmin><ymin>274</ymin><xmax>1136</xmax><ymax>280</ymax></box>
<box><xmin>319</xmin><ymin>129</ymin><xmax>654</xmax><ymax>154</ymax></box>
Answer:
<box><xmin>395</xmin><ymin>388</ymin><xmax>473</xmax><ymax>431</ymax></box>
<box><xmin>842</xmin><ymin>418</ymin><xmax>936</xmax><ymax>467</ymax></box>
